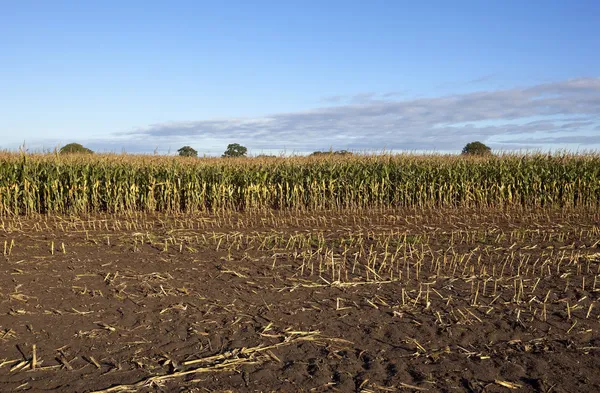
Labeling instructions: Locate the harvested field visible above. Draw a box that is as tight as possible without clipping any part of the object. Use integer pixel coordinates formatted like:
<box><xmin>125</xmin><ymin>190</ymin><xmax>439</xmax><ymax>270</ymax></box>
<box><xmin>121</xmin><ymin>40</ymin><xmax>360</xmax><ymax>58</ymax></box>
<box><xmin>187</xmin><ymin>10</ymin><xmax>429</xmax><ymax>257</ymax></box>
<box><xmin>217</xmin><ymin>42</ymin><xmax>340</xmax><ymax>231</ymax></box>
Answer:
<box><xmin>0</xmin><ymin>207</ymin><xmax>599</xmax><ymax>392</ymax></box>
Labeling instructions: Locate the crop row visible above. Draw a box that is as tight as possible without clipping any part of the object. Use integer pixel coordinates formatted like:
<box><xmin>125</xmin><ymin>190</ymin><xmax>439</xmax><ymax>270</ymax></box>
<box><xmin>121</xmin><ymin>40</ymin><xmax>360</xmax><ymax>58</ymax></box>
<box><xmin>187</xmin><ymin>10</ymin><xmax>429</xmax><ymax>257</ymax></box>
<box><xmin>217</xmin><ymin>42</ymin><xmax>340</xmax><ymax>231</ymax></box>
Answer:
<box><xmin>0</xmin><ymin>153</ymin><xmax>599</xmax><ymax>215</ymax></box>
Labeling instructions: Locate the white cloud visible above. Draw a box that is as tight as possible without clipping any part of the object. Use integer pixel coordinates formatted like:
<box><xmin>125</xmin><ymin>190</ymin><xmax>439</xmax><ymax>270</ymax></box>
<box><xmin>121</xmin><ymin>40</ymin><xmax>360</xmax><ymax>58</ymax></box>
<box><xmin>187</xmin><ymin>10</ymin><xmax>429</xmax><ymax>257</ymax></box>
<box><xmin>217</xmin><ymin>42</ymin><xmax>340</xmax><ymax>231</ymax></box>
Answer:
<box><xmin>17</xmin><ymin>77</ymin><xmax>600</xmax><ymax>154</ymax></box>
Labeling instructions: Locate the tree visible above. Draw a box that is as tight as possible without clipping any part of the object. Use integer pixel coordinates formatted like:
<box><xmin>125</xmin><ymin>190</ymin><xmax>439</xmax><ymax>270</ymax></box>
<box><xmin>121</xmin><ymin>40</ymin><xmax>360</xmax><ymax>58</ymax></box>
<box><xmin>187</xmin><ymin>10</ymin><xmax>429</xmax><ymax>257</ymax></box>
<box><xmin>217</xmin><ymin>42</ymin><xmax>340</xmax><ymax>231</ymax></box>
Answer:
<box><xmin>178</xmin><ymin>146</ymin><xmax>198</xmax><ymax>157</ymax></box>
<box><xmin>461</xmin><ymin>141</ymin><xmax>492</xmax><ymax>156</ymax></box>
<box><xmin>222</xmin><ymin>143</ymin><xmax>247</xmax><ymax>158</ymax></box>
<box><xmin>59</xmin><ymin>143</ymin><xmax>94</xmax><ymax>154</ymax></box>
<box><xmin>310</xmin><ymin>149</ymin><xmax>353</xmax><ymax>156</ymax></box>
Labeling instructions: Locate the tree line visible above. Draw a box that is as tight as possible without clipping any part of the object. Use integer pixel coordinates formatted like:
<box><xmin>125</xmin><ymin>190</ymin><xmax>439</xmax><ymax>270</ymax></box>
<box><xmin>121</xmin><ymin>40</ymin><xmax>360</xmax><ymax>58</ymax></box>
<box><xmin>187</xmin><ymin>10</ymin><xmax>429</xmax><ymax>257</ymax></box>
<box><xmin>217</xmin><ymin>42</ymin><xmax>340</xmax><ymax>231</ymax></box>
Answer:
<box><xmin>58</xmin><ymin>141</ymin><xmax>493</xmax><ymax>156</ymax></box>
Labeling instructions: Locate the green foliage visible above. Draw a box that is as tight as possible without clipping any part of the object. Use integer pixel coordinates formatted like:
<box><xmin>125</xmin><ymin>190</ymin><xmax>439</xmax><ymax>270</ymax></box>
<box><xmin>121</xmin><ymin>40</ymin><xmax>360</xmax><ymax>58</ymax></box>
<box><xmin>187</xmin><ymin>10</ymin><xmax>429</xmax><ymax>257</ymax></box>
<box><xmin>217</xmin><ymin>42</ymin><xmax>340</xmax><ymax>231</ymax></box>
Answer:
<box><xmin>462</xmin><ymin>141</ymin><xmax>492</xmax><ymax>156</ymax></box>
<box><xmin>178</xmin><ymin>146</ymin><xmax>198</xmax><ymax>157</ymax></box>
<box><xmin>310</xmin><ymin>150</ymin><xmax>353</xmax><ymax>156</ymax></box>
<box><xmin>59</xmin><ymin>143</ymin><xmax>93</xmax><ymax>155</ymax></box>
<box><xmin>222</xmin><ymin>143</ymin><xmax>248</xmax><ymax>158</ymax></box>
<box><xmin>0</xmin><ymin>152</ymin><xmax>599</xmax><ymax>215</ymax></box>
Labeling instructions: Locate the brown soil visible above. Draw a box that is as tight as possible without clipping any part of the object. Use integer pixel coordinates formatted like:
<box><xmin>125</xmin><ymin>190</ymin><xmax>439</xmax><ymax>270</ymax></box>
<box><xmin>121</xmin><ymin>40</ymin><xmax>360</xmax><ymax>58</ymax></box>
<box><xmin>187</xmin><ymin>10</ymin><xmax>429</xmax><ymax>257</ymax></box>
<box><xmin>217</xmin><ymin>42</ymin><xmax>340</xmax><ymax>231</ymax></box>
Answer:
<box><xmin>0</xmin><ymin>208</ymin><xmax>599</xmax><ymax>393</ymax></box>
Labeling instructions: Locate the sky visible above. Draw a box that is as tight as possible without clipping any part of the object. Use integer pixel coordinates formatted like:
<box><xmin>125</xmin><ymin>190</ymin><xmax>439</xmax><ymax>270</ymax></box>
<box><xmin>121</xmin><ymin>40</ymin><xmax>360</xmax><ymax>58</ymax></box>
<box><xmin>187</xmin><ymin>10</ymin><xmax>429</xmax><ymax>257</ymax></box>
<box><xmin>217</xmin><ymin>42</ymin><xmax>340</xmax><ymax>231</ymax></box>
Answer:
<box><xmin>1</xmin><ymin>0</ymin><xmax>599</xmax><ymax>155</ymax></box>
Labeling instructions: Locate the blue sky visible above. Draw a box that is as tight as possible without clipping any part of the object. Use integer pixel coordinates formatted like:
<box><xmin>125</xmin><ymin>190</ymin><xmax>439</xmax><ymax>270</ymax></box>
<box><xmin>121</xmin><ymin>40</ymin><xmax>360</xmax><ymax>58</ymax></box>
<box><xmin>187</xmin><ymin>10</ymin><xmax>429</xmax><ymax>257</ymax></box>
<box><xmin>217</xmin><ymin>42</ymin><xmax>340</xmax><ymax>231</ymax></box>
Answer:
<box><xmin>1</xmin><ymin>0</ymin><xmax>599</xmax><ymax>155</ymax></box>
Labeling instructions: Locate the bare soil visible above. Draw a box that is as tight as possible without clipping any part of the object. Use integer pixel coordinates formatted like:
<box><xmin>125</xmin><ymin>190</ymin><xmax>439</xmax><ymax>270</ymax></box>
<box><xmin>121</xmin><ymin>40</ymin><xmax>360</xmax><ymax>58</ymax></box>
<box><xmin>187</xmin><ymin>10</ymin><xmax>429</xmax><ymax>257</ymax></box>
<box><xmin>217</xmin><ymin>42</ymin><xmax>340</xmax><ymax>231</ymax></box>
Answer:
<box><xmin>0</xmin><ymin>208</ymin><xmax>599</xmax><ymax>393</ymax></box>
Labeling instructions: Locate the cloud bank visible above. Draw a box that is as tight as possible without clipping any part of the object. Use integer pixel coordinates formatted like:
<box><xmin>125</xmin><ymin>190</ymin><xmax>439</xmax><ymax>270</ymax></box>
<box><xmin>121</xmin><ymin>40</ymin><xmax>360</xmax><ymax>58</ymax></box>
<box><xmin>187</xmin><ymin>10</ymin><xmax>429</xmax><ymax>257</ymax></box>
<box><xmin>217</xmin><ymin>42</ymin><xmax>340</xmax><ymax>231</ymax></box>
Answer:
<box><xmin>118</xmin><ymin>77</ymin><xmax>600</xmax><ymax>153</ymax></box>
<box><xmin>22</xmin><ymin>78</ymin><xmax>600</xmax><ymax>154</ymax></box>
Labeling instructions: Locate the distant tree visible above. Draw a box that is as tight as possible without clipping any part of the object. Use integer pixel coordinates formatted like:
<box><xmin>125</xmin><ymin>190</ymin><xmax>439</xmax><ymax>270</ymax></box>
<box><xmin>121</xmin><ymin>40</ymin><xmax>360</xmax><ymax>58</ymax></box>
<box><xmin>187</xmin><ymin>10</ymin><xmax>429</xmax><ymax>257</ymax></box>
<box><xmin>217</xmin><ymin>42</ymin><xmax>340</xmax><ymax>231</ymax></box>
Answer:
<box><xmin>310</xmin><ymin>149</ymin><xmax>353</xmax><ymax>156</ymax></box>
<box><xmin>461</xmin><ymin>141</ymin><xmax>492</xmax><ymax>156</ymax></box>
<box><xmin>222</xmin><ymin>143</ymin><xmax>247</xmax><ymax>158</ymax></box>
<box><xmin>59</xmin><ymin>143</ymin><xmax>94</xmax><ymax>154</ymax></box>
<box><xmin>178</xmin><ymin>146</ymin><xmax>198</xmax><ymax>157</ymax></box>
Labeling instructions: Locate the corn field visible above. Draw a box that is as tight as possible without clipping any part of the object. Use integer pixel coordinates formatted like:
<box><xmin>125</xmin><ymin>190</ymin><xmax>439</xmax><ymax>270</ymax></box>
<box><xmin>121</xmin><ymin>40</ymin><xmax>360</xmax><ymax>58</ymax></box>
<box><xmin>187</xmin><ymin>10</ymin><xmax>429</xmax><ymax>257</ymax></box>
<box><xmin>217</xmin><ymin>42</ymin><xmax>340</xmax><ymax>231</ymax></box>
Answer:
<box><xmin>0</xmin><ymin>152</ymin><xmax>599</xmax><ymax>215</ymax></box>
